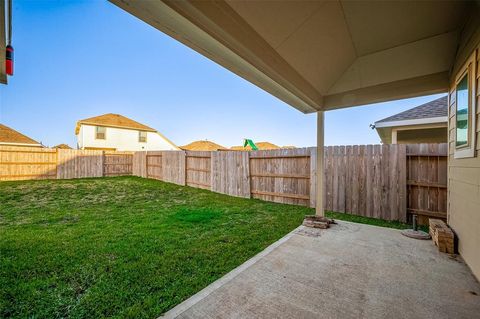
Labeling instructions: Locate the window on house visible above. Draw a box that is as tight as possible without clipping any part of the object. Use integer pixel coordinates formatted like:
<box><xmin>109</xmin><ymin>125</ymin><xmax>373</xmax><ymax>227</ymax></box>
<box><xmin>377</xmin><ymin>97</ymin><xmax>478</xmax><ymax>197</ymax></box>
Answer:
<box><xmin>95</xmin><ymin>126</ymin><xmax>106</xmax><ymax>140</ymax></box>
<box><xmin>139</xmin><ymin>131</ymin><xmax>147</xmax><ymax>143</ymax></box>
<box><xmin>453</xmin><ymin>49</ymin><xmax>477</xmax><ymax>159</ymax></box>
<box><xmin>456</xmin><ymin>73</ymin><xmax>469</xmax><ymax>147</ymax></box>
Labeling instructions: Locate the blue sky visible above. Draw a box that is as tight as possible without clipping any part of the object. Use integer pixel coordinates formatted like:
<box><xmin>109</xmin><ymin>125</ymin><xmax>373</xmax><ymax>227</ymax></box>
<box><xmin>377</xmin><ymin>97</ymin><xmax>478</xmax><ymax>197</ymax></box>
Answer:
<box><xmin>0</xmin><ymin>0</ymin><xmax>446</xmax><ymax>148</ymax></box>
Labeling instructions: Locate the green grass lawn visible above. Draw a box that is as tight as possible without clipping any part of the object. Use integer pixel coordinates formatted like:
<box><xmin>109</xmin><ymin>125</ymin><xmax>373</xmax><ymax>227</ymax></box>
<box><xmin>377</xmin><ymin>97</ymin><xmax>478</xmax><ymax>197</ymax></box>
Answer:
<box><xmin>0</xmin><ymin>176</ymin><xmax>416</xmax><ymax>318</ymax></box>
<box><xmin>0</xmin><ymin>177</ymin><xmax>312</xmax><ymax>318</ymax></box>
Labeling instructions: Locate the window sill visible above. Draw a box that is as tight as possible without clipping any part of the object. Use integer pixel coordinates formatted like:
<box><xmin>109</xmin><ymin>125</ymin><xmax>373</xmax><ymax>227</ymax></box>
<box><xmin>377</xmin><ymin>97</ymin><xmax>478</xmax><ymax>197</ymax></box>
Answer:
<box><xmin>454</xmin><ymin>147</ymin><xmax>475</xmax><ymax>159</ymax></box>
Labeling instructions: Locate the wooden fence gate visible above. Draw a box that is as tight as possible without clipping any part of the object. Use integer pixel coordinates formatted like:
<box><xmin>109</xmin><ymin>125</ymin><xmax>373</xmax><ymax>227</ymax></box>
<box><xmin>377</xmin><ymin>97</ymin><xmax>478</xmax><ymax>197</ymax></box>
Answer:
<box><xmin>323</xmin><ymin>144</ymin><xmax>407</xmax><ymax>221</ymax></box>
<box><xmin>406</xmin><ymin>144</ymin><xmax>448</xmax><ymax>224</ymax></box>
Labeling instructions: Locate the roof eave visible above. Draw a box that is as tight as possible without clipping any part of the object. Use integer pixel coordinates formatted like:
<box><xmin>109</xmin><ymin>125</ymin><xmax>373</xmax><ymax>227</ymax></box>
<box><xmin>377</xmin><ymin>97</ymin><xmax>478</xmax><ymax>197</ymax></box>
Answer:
<box><xmin>76</xmin><ymin>122</ymin><xmax>157</xmax><ymax>133</ymax></box>
<box><xmin>0</xmin><ymin>142</ymin><xmax>43</xmax><ymax>147</ymax></box>
<box><xmin>375</xmin><ymin>116</ymin><xmax>448</xmax><ymax>128</ymax></box>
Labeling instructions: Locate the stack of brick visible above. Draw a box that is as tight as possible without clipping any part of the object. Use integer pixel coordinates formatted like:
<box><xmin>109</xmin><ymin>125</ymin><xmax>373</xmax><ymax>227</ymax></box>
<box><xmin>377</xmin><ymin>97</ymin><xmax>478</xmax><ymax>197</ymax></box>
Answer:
<box><xmin>429</xmin><ymin>219</ymin><xmax>455</xmax><ymax>254</ymax></box>
<box><xmin>302</xmin><ymin>215</ymin><xmax>335</xmax><ymax>229</ymax></box>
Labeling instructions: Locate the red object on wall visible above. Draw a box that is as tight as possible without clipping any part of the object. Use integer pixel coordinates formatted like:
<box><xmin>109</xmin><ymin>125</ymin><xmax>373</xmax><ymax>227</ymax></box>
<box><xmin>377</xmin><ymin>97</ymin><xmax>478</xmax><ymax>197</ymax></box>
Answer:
<box><xmin>6</xmin><ymin>45</ymin><xmax>13</xmax><ymax>76</ymax></box>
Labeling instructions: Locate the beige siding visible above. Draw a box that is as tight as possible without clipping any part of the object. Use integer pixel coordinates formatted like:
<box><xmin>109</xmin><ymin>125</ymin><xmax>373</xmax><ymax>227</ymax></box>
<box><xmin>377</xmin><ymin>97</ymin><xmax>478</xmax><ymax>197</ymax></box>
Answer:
<box><xmin>448</xmin><ymin>35</ymin><xmax>480</xmax><ymax>280</ymax></box>
<box><xmin>396</xmin><ymin>127</ymin><xmax>448</xmax><ymax>144</ymax></box>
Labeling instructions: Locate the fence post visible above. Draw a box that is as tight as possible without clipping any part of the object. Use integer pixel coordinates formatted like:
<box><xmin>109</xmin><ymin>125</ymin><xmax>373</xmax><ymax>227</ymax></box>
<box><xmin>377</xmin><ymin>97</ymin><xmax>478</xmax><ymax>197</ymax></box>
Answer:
<box><xmin>210</xmin><ymin>151</ymin><xmax>218</xmax><ymax>192</ymax></box>
<box><xmin>184</xmin><ymin>151</ymin><xmax>188</xmax><ymax>186</ymax></box>
<box><xmin>309</xmin><ymin>147</ymin><xmax>316</xmax><ymax>208</ymax></box>
<box><xmin>399</xmin><ymin>144</ymin><xmax>407</xmax><ymax>222</ymax></box>
<box><xmin>55</xmin><ymin>148</ymin><xmax>59</xmax><ymax>179</ymax></box>
<box><xmin>247</xmin><ymin>151</ymin><xmax>251</xmax><ymax>198</ymax></box>
<box><xmin>102</xmin><ymin>151</ymin><xmax>105</xmax><ymax>177</ymax></box>
<box><xmin>145</xmin><ymin>151</ymin><xmax>148</xmax><ymax>178</ymax></box>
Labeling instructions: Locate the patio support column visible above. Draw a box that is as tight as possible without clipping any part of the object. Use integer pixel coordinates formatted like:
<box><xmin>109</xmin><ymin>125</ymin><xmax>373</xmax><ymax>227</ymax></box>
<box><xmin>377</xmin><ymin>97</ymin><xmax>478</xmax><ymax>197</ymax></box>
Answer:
<box><xmin>316</xmin><ymin>111</ymin><xmax>324</xmax><ymax>216</ymax></box>
<box><xmin>391</xmin><ymin>129</ymin><xmax>398</xmax><ymax>144</ymax></box>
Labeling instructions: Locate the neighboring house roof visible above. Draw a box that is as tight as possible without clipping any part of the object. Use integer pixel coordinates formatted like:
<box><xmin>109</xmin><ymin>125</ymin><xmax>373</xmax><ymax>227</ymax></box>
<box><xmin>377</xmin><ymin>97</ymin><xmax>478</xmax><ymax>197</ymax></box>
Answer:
<box><xmin>181</xmin><ymin>140</ymin><xmax>226</xmax><ymax>151</ymax></box>
<box><xmin>374</xmin><ymin>96</ymin><xmax>448</xmax><ymax>144</ymax></box>
<box><xmin>75</xmin><ymin>113</ymin><xmax>157</xmax><ymax>135</ymax></box>
<box><xmin>231</xmin><ymin>141</ymin><xmax>280</xmax><ymax>151</ymax></box>
<box><xmin>256</xmin><ymin>142</ymin><xmax>280</xmax><ymax>150</ymax></box>
<box><xmin>0</xmin><ymin>124</ymin><xmax>42</xmax><ymax>146</ymax></box>
<box><xmin>375</xmin><ymin>96</ymin><xmax>448</xmax><ymax>127</ymax></box>
<box><xmin>53</xmin><ymin>144</ymin><xmax>72</xmax><ymax>149</ymax></box>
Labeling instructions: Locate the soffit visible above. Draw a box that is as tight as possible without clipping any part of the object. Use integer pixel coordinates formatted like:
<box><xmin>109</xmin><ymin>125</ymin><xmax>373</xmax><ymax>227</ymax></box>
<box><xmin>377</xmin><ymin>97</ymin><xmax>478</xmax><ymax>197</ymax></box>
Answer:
<box><xmin>341</xmin><ymin>0</ymin><xmax>468</xmax><ymax>56</ymax></box>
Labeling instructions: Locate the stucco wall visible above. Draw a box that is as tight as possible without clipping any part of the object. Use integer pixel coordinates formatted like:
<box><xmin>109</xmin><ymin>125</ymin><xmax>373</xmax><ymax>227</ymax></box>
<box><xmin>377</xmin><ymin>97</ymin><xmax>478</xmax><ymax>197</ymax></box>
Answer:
<box><xmin>447</xmin><ymin>17</ymin><xmax>480</xmax><ymax>280</ymax></box>
<box><xmin>77</xmin><ymin>125</ymin><xmax>178</xmax><ymax>151</ymax></box>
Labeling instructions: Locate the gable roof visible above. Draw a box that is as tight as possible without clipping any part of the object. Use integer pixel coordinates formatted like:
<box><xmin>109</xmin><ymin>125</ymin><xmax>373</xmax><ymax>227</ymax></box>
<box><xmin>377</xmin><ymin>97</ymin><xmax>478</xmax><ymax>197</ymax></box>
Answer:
<box><xmin>53</xmin><ymin>143</ymin><xmax>72</xmax><ymax>149</ymax></box>
<box><xmin>181</xmin><ymin>140</ymin><xmax>226</xmax><ymax>151</ymax></box>
<box><xmin>230</xmin><ymin>141</ymin><xmax>280</xmax><ymax>151</ymax></box>
<box><xmin>0</xmin><ymin>124</ymin><xmax>41</xmax><ymax>146</ymax></box>
<box><xmin>75</xmin><ymin>113</ymin><xmax>157</xmax><ymax>135</ymax></box>
<box><xmin>375</xmin><ymin>96</ymin><xmax>448</xmax><ymax>125</ymax></box>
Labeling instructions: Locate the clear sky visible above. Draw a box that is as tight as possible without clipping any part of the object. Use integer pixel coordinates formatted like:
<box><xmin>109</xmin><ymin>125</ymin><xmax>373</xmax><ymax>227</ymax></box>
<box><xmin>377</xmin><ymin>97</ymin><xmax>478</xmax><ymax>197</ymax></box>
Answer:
<box><xmin>0</xmin><ymin>0</ymin><xmax>446</xmax><ymax>148</ymax></box>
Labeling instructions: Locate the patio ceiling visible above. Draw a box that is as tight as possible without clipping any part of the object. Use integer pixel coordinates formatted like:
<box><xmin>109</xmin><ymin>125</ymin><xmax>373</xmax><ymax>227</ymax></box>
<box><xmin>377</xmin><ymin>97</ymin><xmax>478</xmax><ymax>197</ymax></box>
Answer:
<box><xmin>110</xmin><ymin>0</ymin><xmax>472</xmax><ymax>112</ymax></box>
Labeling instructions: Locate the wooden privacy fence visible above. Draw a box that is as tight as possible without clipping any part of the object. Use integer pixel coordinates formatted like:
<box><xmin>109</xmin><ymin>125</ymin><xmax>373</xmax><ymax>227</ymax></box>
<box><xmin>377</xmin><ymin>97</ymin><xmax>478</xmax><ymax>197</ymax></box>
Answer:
<box><xmin>1</xmin><ymin>144</ymin><xmax>447</xmax><ymax>223</ymax></box>
<box><xmin>133</xmin><ymin>148</ymin><xmax>314</xmax><ymax>202</ymax></box>
<box><xmin>132</xmin><ymin>144</ymin><xmax>447</xmax><ymax>222</ymax></box>
<box><xmin>103</xmin><ymin>151</ymin><xmax>133</xmax><ymax>177</ymax></box>
<box><xmin>324</xmin><ymin>144</ymin><xmax>407</xmax><ymax>221</ymax></box>
<box><xmin>0</xmin><ymin>146</ymin><xmax>133</xmax><ymax>180</ymax></box>
<box><xmin>406</xmin><ymin>144</ymin><xmax>448</xmax><ymax>223</ymax></box>
<box><xmin>324</xmin><ymin>144</ymin><xmax>446</xmax><ymax>222</ymax></box>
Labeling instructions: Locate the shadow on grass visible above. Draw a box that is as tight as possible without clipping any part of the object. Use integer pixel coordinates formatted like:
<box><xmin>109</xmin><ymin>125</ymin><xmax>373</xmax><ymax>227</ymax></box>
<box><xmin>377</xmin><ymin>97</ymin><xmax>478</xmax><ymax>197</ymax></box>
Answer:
<box><xmin>325</xmin><ymin>211</ymin><xmax>429</xmax><ymax>232</ymax></box>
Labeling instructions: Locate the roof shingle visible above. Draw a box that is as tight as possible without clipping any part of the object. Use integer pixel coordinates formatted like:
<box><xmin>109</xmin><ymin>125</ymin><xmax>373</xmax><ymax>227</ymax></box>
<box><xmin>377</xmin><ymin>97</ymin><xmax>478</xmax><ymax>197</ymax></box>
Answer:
<box><xmin>0</xmin><ymin>124</ymin><xmax>41</xmax><ymax>145</ymax></box>
<box><xmin>181</xmin><ymin>140</ymin><xmax>226</xmax><ymax>151</ymax></box>
<box><xmin>75</xmin><ymin>113</ymin><xmax>156</xmax><ymax>134</ymax></box>
<box><xmin>53</xmin><ymin>144</ymin><xmax>72</xmax><ymax>149</ymax></box>
<box><xmin>376</xmin><ymin>96</ymin><xmax>448</xmax><ymax>124</ymax></box>
<box><xmin>230</xmin><ymin>141</ymin><xmax>280</xmax><ymax>150</ymax></box>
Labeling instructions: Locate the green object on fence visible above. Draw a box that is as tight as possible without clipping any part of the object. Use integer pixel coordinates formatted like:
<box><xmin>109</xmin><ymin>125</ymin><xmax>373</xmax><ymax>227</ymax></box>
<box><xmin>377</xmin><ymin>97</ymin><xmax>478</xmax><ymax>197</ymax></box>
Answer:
<box><xmin>243</xmin><ymin>139</ymin><xmax>258</xmax><ymax>150</ymax></box>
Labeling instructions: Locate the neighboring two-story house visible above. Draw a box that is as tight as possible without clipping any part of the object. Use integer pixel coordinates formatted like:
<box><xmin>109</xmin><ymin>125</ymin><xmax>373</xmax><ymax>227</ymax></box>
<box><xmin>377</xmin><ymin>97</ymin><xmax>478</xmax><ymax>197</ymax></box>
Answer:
<box><xmin>75</xmin><ymin>113</ymin><xmax>179</xmax><ymax>151</ymax></box>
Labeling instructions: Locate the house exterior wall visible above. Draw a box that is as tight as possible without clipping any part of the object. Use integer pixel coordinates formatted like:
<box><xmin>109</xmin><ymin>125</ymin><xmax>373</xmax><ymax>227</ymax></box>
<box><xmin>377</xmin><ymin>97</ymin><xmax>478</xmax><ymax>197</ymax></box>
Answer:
<box><xmin>77</xmin><ymin>124</ymin><xmax>178</xmax><ymax>151</ymax></box>
<box><xmin>376</xmin><ymin>122</ymin><xmax>447</xmax><ymax>144</ymax></box>
<box><xmin>447</xmin><ymin>17</ymin><xmax>480</xmax><ymax>280</ymax></box>
<box><xmin>395</xmin><ymin>127</ymin><xmax>448</xmax><ymax>144</ymax></box>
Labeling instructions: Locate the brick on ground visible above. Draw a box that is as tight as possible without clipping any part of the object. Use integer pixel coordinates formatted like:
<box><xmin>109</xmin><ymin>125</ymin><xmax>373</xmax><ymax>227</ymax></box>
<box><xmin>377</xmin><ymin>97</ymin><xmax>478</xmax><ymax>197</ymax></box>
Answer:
<box><xmin>429</xmin><ymin>219</ymin><xmax>455</xmax><ymax>254</ymax></box>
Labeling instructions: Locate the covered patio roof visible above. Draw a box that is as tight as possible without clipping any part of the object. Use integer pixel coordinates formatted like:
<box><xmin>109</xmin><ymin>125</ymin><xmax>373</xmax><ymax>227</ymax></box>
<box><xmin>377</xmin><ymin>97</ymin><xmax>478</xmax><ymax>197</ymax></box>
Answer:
<box><xmin>109</xmin><ymin>0</ymin><xmax>473</xmax><ymax>112</ymax></box>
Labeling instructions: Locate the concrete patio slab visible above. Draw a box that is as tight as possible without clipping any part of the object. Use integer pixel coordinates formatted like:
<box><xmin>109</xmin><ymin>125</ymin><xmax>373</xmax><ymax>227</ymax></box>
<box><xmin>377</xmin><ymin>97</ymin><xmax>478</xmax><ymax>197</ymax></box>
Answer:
<box><xmin>161</xmin><ymin>221</ymin><xmax>480</xmax><ymax>319</ymax></box>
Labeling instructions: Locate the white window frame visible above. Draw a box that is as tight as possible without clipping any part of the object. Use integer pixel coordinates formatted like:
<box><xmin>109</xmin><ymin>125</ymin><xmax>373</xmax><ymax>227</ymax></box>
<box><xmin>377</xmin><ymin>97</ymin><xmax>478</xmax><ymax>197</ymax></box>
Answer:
<box><xmin>453</xmin><ymin>50</ymin><xmax>477</xmax><ymax>159</ymax></box>
<box><xmin>138</xmin><ymin>131</ymin><xmax>147</xmax><ymax>143</ymax></box>
<box><xmin>95</xmin><ymin>126</ymin><xmax>107</xmax><ymax>140</ymax></box>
